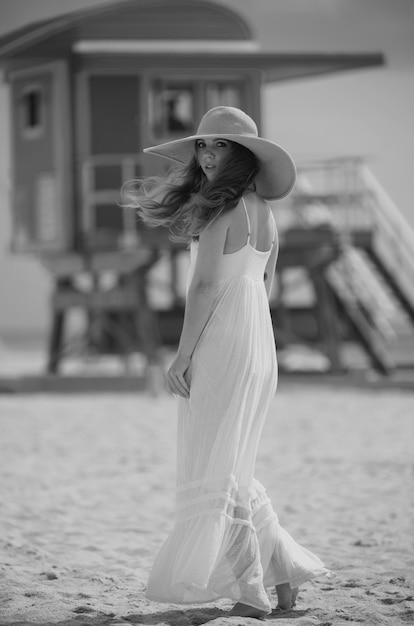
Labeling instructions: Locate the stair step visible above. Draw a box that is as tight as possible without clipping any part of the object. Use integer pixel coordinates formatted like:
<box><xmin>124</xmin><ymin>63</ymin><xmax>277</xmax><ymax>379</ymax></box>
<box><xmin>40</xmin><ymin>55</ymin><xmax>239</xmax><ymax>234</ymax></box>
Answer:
<box><xmin>331</xmin><ymin>249</ymin><xmax>414</xmax><ymax>336</ymax></box>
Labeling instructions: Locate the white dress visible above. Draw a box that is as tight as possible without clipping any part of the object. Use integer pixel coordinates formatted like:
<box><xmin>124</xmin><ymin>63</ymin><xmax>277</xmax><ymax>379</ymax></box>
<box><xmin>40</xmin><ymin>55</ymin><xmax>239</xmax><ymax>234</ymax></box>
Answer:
<box><xmin>146</xmin><ymin>199</ymin><xmax>328</xmax><ymax>613</ymax></box>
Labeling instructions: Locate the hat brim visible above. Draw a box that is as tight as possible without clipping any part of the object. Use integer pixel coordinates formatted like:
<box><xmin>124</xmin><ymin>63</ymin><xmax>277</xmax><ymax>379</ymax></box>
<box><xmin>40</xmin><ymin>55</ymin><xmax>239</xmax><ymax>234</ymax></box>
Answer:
<box><xmin>143</xmin><ymin>133</ymin><xmax>296</xmax><ymax>200</ymax></box>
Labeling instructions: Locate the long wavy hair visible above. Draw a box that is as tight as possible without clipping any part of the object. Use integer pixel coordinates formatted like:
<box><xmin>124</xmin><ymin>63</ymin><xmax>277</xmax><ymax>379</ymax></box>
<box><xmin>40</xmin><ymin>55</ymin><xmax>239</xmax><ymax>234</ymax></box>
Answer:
<box><xmin>121</xmin><ymin>141</ymin><xmax>259</xmax><ymax>243</ymax></box>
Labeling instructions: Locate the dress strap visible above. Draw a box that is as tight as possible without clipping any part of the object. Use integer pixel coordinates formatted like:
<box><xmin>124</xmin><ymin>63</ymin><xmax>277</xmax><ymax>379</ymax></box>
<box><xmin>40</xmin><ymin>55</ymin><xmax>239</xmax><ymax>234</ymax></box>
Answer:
<box><xmin>241</xmin><ymin>197</ymin><xmax>251</xmax><ymax>245</ymax></box>
<box><xmin>268</xmin><ymin>204</ymin><xmax>276</xmax><ymax>245</ymax></box>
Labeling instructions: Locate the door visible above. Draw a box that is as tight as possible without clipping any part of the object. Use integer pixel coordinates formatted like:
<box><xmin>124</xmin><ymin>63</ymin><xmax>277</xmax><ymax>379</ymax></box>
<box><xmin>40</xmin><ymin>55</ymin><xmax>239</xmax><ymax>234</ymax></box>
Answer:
<box><xmin>79</xmin><ymin>73</ymin><xmax>142</xmax><ymax>250</ymax></box>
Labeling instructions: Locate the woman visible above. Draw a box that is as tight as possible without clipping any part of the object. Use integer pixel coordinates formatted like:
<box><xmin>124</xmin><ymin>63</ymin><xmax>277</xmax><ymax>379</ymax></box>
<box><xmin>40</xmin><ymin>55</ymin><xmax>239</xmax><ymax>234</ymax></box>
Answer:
<box><xmin>124</xmin><ymin>106</ymin><xmax>328</xmax><ymax>617</ymax></box>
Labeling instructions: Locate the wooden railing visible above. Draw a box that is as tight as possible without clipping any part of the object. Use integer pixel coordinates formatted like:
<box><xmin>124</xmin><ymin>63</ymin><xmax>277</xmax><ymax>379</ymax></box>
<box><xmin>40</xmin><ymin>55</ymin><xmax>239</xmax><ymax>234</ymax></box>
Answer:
<box><xmin>274</xmin><ymin>157</ymin><xmax>371</xmax><ymax>234</ymax></box>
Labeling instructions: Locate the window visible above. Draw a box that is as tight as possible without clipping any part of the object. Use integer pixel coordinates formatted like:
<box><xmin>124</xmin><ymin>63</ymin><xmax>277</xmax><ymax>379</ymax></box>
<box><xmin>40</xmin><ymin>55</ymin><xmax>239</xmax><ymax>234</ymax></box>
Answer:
<box><xmin>149</xmin><ymin>76</ymin><xmax>244</xmax><ymax>142</ymax></box>
<box><xmin>20</xmin><ymin>86</ymin><xmax>44</xmax><ymax>139</ymax></box>
<box><xmin>149</xmin><ymin>78</ymin><xmax>196</xmax><ymax>140</ymax></box>
<box><xmin>205</xmin><ymin>82</ymin><xmax>241</xmax><ymax>109</ymax></box>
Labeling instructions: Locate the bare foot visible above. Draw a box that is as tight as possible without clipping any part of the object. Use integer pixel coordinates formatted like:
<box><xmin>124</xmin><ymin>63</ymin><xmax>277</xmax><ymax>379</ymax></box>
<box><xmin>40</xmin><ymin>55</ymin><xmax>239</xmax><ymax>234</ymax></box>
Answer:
<box><xmin>275</xmin><ymin>583</ymin><xmax>298</xmax><ymax>610</ymax></box>
<box><xmin>229</xmin><ymin>602</ymin><xmax>270</xmax><ymax>618</ymax></box>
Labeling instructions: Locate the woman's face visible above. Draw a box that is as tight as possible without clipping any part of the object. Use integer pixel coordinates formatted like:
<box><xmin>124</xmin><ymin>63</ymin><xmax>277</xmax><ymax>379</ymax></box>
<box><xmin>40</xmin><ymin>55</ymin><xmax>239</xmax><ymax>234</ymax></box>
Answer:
<box><xmin>195</xmin><ymin>138</ymin><xmax>232</xmax><ymax>181</ymax></box>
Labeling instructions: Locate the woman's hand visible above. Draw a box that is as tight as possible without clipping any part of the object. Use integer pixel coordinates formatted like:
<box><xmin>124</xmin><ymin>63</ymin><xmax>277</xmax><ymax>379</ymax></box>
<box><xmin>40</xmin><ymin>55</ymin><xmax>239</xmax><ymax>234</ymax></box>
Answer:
<box><xmin>166</xmin><ymin>352</ymin><xmax>191</xmax><ymax>399</ymax></box>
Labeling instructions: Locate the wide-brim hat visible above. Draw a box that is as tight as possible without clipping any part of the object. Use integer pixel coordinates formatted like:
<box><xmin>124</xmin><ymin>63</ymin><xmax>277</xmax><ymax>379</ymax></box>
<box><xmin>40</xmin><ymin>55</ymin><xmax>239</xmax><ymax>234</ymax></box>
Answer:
<box><xmin>143</xmin><ymin>106</ymin><xmax>296</xmax><ymax>200</ymax></box>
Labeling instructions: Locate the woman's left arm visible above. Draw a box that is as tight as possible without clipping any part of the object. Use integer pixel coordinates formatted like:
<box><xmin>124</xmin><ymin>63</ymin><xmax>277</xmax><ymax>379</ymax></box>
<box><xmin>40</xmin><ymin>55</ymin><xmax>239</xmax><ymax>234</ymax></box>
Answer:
<box><xmin>166</xmin><ymin>210</ymin><xmax>232</xmax><ymax>398</ymax></box>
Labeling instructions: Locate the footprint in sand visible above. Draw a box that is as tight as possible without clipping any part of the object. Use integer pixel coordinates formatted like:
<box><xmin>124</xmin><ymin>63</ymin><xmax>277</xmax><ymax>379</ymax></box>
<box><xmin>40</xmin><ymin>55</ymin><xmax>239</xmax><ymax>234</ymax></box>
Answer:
<box><xmin>40</xmin><ymin>571</ymin><xmax>58</xmax><ymax>580</ymax></box>
<box><xmin>389</xmin><ymin>576</ymin><xmax>411</xmax><ymax>587</ymax></box>
<box><xmin>342</xmin><ymin>580</ymin><xmax>361</xmax><ymax>588</ymax></box>
<box><xmin>380</xmin><ymin>596</ymin><xmax>414</xmax><ymax>605</ymax></box>
<box><xmin>73</xmin><ymin>605</ymin><xmax>94</xmax><ymax>614</ymax></box>
<box><xmin>352</xmin><ymin>539</ymin><xmax>378</xmax><ymax>547</ymax></box>
<box><xmin>400</xmin><ymin>610</ymin><xmax>414</xmax><ymax>622</ymax></box>
<box><xmin>24</xmin><ymin>591</ymin><xmax>48</xmax><ymax>598</ymax></box>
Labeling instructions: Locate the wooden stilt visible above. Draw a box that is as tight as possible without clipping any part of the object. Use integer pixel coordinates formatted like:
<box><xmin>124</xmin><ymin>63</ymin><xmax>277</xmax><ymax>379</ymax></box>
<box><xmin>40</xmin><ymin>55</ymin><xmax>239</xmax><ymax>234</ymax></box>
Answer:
<box><xmin>47</xmin><ymin>310</ymin><xmax>65</xmax><ymax>374</ymax></box>
<box><xmin>310</xmin><ymin>269</ymin><xmax>343</xmax><ymax>372</ymax></box>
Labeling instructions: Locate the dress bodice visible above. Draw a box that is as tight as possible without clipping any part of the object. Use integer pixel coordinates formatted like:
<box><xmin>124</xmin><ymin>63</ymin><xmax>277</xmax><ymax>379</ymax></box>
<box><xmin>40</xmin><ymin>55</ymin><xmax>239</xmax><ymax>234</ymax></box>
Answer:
<box><xmin>187</xmin><ymin>240</ymin><xmax>272</xmax><ymax>289</ymax></box>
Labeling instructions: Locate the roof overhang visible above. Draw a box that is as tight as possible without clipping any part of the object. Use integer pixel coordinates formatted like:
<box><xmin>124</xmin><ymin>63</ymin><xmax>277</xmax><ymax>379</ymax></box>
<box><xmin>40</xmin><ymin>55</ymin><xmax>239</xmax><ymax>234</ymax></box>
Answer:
<box><xmin>70</xmin><ymin>43</ymin><xmax>384</xmax><ymax>83</ymax></box>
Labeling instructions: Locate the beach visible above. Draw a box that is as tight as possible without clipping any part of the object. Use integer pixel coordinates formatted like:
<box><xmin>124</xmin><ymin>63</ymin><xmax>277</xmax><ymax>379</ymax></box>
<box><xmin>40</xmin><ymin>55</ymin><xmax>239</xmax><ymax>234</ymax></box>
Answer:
<box><xmin>1</xmin><ymin>383</ymin><xmax>413</xmax><ymax>625</ymax></box>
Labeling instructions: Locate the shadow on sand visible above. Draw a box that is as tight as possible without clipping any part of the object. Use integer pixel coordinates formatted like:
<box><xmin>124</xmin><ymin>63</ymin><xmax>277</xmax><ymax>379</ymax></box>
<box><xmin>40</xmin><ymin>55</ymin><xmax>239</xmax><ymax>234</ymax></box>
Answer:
<box><xmin>2</xmin><ymin>606</ymin><xmax>311</xmax><ymax>626</ymax></box>
<box><xmin>125</xmin><ymin>607</ymin><xmax>310</xmax><ymax>623</ymax></box>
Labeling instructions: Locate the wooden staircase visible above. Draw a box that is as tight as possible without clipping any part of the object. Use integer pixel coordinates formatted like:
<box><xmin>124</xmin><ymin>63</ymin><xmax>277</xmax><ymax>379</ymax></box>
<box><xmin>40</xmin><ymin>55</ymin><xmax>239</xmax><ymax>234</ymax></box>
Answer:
<box><xmin>275</xmin><ymin>157</ymin><xmax>414</xmax><ymax>374</ymax></box>
<box><xmin>326</xmin><ymin>247</ymin><xmax>414</xmax><ymax>373</ymax></box>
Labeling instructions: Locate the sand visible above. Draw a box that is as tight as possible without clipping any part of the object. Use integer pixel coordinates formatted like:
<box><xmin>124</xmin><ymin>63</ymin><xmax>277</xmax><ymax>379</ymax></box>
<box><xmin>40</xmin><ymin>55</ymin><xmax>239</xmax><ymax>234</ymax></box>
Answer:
<box><xmin>0</xmin><ymin>383</ymin><xmax>413</xmax><ymax>625</ymax></box>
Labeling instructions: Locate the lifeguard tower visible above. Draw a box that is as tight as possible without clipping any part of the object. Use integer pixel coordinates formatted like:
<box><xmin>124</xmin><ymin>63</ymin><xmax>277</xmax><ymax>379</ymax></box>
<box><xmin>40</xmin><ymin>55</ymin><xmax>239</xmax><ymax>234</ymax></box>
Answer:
<box><xmin>2</xmin><ymin>0</ymin><xmax>412</xmax><ymax>388</ymax></box>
